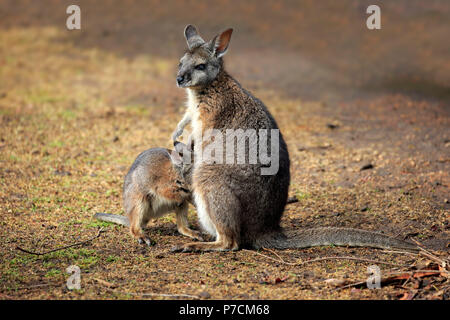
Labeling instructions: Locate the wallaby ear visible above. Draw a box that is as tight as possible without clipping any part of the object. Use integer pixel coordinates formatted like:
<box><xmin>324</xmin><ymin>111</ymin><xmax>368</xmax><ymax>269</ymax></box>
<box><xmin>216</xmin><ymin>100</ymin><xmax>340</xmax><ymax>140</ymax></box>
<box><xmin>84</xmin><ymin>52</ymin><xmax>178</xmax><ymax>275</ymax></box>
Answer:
<box><xmin>184</xmin><ymin>24</ymin><xmax>205</xmax><ymax>50</ymax></box>
<box><xmin>184</xmin><ymin>25</ymin><xmax>198</xmax><ymax>40</ymax></box>
<box><xmin>211</xmin><ymin>28</ymin><xmax>233</xmax><ymax>58</ymax></box>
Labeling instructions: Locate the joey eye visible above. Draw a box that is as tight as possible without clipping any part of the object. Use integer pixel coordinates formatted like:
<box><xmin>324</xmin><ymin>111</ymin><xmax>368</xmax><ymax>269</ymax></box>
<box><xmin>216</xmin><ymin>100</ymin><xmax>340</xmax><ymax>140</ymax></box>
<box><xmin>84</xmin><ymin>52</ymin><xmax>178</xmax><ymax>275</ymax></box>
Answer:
<box><xmin>178</xmin><ymin>62</ymin><xmax>182</xmax><ymax>69</ymax></box>
<box><xmin>195</xmin><ymin>64</ymin><xmax>206</xmax><ymax>71</ymax></box>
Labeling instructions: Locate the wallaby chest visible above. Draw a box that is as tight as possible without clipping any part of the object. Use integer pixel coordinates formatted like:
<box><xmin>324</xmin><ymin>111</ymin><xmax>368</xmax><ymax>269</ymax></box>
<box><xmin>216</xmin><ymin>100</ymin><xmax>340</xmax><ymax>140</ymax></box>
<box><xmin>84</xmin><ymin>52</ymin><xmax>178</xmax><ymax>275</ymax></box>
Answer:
<box><xmin>186</xmin><ymin>89</ymin><xmax>202</xmax><ymax>140</ymax></box>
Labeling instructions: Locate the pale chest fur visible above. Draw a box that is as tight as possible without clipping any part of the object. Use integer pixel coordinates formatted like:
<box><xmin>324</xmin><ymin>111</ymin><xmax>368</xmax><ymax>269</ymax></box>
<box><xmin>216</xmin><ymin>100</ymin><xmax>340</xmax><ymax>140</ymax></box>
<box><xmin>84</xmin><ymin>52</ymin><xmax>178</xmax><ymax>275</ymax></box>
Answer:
<box><xmin>186</xmin><ymin>89</ymin><xmax>202</xmax><ymax>143</ymax></box>
<box><xmin>186</xmin><ymin>90</ymin><xmax>218</xmax><ymax>238</ymax></box>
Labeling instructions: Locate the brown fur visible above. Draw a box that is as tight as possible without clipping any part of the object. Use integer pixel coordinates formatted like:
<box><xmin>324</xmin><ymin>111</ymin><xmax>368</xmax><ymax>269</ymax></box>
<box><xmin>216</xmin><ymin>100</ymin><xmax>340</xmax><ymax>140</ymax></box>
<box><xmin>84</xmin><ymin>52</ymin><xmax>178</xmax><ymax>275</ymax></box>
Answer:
<box><xmin>171</xmin><ymin>25</ymin><xmax>418</xmax><ymax>253</ymax></box>
<box><xmin>95</xmin><ymin>147</ymin><xmax>202</xmax><ymax>246</ymax></box>
<box><xmin>173</xmin><ymin>27</ymin><xmax>291</xmax><ymax>251</ymax></box>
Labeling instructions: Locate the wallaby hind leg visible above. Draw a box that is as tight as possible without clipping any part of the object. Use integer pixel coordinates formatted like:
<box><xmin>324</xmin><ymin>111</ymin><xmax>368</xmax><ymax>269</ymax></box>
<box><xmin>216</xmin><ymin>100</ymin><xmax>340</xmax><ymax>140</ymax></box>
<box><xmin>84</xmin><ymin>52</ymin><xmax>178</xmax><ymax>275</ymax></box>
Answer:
<box><xmin>171</xmin><ymin>188</ymin><xmax>240</xmax><ymax>252</ymax></box>
<box><xmin>175</xmin><ymin>203</ymin><xmax>204</xmax><ymax>241</ymax></box>
<box><xmin>127</xmin><ymin>195</ymin><xmax>153</xmax><ymax>246</ymax></box>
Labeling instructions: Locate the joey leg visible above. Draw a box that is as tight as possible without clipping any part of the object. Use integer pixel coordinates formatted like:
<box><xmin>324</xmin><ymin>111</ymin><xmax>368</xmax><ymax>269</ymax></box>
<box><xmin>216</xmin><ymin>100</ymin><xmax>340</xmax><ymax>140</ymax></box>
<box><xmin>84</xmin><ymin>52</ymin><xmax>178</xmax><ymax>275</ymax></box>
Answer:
<box><xmin>128</xmin><ymin>199</ymin><xmax>153</xmax><ymax>247</ymax></box>
<box><xmin>175</xmin><ymin>204</ymin><xmax>204</xmax><ymax>241</ymax></box>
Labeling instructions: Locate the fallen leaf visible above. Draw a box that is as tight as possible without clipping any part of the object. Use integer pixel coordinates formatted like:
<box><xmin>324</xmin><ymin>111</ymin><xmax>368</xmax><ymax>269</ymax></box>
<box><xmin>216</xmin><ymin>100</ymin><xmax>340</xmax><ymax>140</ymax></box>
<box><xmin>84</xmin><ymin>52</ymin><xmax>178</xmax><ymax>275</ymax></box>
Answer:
<box><xmin>413</xmin><ymin>271</ymin><xmax>439</xmax><ymax>278</ymax></box>
<box><xmin>93</xmin><ymin>278</ymin><xmax>117</xmax><ymax>288</ymax></box>
<box><xmin>398</xmin><ymin>291</ymin><xmax>417</xmax><ymax>300</ymax></box>
<box><xmin>324</xmin><ymin>278</ymin><xmax>348</xmax><ymax>286</ymax></box>
<box><xmin>438</xmin><ymin>265</ymin><xmax>449</xmax><ymax>278</ymax></box>
<box><xmin>274</xmin><ymin>276</ymin><xmax>289</xmax><ymax>284</ymax></box>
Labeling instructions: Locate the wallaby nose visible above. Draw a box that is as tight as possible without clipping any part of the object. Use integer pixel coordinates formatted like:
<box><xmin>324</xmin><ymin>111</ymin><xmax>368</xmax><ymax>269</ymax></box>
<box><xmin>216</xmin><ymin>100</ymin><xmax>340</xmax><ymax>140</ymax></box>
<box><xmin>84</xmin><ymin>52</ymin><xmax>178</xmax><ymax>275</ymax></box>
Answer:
<box><xmin>176</xmin><ymin>75</ymin><xmax>184</xmax><ymax>85</ymax></box>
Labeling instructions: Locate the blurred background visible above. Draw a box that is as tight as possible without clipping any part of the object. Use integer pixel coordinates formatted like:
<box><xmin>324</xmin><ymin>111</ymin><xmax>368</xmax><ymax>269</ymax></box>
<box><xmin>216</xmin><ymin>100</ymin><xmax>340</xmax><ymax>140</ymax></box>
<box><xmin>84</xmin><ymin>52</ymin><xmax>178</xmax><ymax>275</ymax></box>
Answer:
<box><xmin>2</xmin><ymin>0</ymin><xmax>450</xmax><ymax>102</ymax></box>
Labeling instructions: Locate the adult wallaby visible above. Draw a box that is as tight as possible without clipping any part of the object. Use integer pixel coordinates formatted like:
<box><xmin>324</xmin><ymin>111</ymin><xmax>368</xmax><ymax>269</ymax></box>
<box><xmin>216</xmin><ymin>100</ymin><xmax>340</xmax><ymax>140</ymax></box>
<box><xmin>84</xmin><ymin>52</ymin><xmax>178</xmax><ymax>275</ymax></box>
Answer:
<box><xmin>171</xmin><ymin>24</ymin><xmax>419</xmax><ymax>253</ymax></box>
<box><xmin>94</xmin><ymin>143</ymin><xmax>202</xmax><ymax>246</ymax></box>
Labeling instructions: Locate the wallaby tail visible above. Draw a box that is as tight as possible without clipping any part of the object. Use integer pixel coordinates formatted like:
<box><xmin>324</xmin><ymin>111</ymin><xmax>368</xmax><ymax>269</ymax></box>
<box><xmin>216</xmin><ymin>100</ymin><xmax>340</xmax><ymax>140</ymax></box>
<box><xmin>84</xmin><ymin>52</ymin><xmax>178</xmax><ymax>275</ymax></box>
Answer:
<box><xmin>94</xmin><ymin>213</ymin><xmax>130</xmax><ymax>227</ymax></box>
<box><xmin>254</xmin><ymin>227</ymin><xmax>419</xmax><ymax>252</ymax></box>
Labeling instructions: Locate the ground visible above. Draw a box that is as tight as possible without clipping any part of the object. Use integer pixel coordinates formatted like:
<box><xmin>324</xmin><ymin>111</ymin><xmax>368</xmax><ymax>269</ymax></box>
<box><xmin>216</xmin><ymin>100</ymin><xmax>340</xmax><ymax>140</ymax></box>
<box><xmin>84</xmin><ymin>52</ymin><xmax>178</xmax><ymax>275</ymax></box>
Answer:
<box><xmin>0</xmin><ymin>0</ymin><xmax>449</xmax><ymax>300</ymax></box>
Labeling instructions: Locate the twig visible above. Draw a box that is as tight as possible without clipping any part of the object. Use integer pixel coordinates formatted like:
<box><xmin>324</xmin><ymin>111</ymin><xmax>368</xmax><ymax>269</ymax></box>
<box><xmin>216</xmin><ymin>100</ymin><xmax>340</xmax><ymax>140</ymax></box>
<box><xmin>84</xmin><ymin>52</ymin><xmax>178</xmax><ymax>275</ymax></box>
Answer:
<box><xmin>14</xmin><ymin>283</ymin><xmax>59</xmax><ymax>290</ymax></box>
<box><xmin>333</xmin><ymin>269</ymin><xmax>448</xmax><ymax>292</ymax></box>
<box><xmin>382</xmin><ymin>249</ymin><xmax>419</xmax><ymax>257</ymax></box>
<box><xmin>332</xmin><ymin>280</ymin><xmax>366</xmax><ymax>291</ymax></box>
<box><xmin>411</xmin><ymin>239</ymin><xmax>449</xmax><ymax>269</ymax></box>
<box><xmin>262</xmin><ymin>247</ymin><xmax>286</xmax><ymax>263</ymax></box>
<box><xmin>243</xmin><ymin>249</ymin><xmax>408</xmax><ymax>267</ymax></box>
<box><xmin>294</xmin><ymin>256</ymin><xmax>406</xmax><ymax>267</ymax></box>
<box><xmin>94</xmin><ymin>279</ymin><xmax>200</xmax><ymax>299</ymax></box>
<box><xmin>92</xmin><ymin>278</ymin><xmax>117</xmax><ymax>288</ymax></box>
<box><xmin>120</xmin><ymin>292</ymin><xmax>200</xmax><ymax>299</ymax></box>
<box><xmin>401</xmin><ymin>275</ymin><xmax>413</xmax><ymax>288</ymax></box>
<box><xmin>384</xmin><ymin>270</ymin><xmax>448</xmax><ymax>276</ymax></box>
<box><xmin>107</xmin><ymin>289</ymin><xmax>199</xmax><ymax>299</ymax></box>
<box><xmin>16</xmin><ymin>228</ymin><xmax>105</xmax><ymax>256</ymax></box>
<box><xmin>420</xmin><ymin>250</ymin><xmax>449</xmax><ymax>270</ymax></box>
<box><xmin>243</xmin><ymin>249</ymin><xmax>296</xmax><ymax>265</ymax></box>
<box><xmin>0</xmin><ymin>293</ymin><xmax>14</xmax><ymax>299</ymax></box>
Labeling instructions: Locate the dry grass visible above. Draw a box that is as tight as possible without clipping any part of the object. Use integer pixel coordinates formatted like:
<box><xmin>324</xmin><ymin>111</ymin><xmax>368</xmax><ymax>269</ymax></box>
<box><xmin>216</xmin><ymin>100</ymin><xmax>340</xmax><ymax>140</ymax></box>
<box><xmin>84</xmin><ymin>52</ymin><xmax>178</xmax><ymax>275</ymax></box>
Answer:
<box><xmin>0</xmin><ymin>22</ymin><xmax>448</xmax><ymax>300</ymax></box>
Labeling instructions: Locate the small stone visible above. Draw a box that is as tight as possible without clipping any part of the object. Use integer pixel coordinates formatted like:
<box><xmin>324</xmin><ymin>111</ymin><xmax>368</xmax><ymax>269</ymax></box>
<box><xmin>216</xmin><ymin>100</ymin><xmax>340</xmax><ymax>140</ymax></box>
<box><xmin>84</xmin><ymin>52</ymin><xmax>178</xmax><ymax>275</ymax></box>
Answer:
<box><xmin>332</xmin><ymin>212</ymin><xmax>341</xmax><ymax>217</ymax></box>
<box><xmin>360</xmin><ymin>163</ymin><xmax>374</xmax><ymax>171</ymax></box>
<box><xmin>324</xmin><ymin>278</ymin><xmax>347</xmax><ymax>286</ymax></box>
<box><xmin>54</xmin><ymin>170</ymin><xmax>71</xmax><ymax>176</ymax></box>
<box><xmin>198</xmin><ymin>291</ymin><xmax>211</xmax><ymax>299</ymax></box>
<box><xmin>326</xmin><ymin>123</ymin><xmax>339</xmax><ymax>129</ymax></box>
<box><xmin>286</xmin><ymin>196</ymin><xmax>299</xmax><ymax>204</ymax></box>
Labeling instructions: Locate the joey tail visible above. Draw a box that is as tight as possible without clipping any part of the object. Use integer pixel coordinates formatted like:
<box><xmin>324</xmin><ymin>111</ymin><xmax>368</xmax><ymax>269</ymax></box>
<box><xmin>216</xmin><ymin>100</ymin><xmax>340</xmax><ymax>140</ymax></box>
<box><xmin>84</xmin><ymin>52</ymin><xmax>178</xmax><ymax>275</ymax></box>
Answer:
<box><xmin>254</xmin><ymin>227</ymin><xmax>419</xmax><ymax>252</ymax></box>
<box><xmin>94</xmin><ymin>213</ymin><xmax>129</xmax><ymax>227</ymax></box>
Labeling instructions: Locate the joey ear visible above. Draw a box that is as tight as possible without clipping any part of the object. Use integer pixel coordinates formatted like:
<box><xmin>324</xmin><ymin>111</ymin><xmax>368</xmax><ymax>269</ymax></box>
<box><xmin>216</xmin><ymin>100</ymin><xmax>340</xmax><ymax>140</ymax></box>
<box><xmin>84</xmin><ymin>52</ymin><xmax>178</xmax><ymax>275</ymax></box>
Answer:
<box><xmin>184</xmin><ymin>24</ymin><xmax>205</xmax><ymax>50</ymax></box>
<box><xmin>174</xmin><ymin>141</ymin><xmax>187</xmax><ymax>155</ymax></box>
<box><xmin>169</xmin><ymin>148</ymin><xmax>183</xmax><ymax>168</ymax></box>
<box><xmin>211</xmin><ymin>28</ymin><xmax>233</xmax><ymax>58</ymax></box>
<box><xmin>186</xmin><ymin>136</ymin><xmax>195</xmax><ymax>152</ymax></box>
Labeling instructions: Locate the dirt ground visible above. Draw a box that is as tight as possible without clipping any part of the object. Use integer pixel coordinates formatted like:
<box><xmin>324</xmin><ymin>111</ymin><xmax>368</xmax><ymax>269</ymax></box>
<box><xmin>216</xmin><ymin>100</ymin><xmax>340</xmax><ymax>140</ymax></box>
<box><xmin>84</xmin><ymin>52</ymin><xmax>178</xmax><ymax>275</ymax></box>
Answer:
<box><xmin>0</xmin><ymin>0</ymin><xmax>449</xmax><ymax>300</ymax></box>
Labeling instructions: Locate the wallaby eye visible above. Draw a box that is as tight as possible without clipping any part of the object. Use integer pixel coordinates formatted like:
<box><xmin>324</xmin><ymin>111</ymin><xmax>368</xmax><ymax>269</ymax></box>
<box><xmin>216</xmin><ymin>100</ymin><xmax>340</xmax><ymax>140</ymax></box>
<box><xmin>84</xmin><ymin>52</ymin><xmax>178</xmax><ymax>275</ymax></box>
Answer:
<box><xmin>178</xmin><ymin>62</ymin><xmax>182</xmax><ymax>69</ymax></box>
<box><xmin>195</xmin><ymin>64</ymin><xmax>206</xmax><ymax>71</ymax></box>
